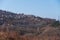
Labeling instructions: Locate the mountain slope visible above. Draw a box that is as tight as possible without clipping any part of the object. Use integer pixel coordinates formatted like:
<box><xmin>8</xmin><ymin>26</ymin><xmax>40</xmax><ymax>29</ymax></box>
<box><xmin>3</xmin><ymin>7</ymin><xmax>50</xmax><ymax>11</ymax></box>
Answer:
<box><xmin>0</xmin><ymin>10</ymin><xmax>60</xmax><ymax>40</ymax></box>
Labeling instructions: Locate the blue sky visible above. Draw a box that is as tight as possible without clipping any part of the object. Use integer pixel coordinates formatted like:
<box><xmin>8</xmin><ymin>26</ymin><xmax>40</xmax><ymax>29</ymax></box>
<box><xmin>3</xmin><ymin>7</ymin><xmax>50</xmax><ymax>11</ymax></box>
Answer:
<box><xmin>0</xmin><ymin>0</ymin><xmax>60</xmax><ymax>20</ymax></box>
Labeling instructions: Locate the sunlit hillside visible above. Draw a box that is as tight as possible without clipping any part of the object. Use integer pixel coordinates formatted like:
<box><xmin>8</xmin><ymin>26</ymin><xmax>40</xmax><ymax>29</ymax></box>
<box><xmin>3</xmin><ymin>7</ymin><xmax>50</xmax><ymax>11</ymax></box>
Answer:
<box><xmin>0</xmin><ymin>10</ymin><xmax>60</xmax><ymax>40</ymax></box>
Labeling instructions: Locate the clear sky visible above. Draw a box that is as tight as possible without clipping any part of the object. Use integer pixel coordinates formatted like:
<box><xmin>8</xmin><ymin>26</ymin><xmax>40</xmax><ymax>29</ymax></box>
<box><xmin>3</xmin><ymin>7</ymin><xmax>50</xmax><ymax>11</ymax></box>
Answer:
<box><xmin>0</xmin><ymin>0</ymin><xmax>60</xmax><ymax>20</ymax></box>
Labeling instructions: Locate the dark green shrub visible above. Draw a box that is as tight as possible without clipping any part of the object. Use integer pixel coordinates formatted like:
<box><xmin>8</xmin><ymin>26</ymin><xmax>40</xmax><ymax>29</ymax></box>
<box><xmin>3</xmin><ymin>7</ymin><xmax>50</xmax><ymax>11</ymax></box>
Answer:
<box><xmin>51</xmin><ymin>21</ymin><xmax>60</xmax><ymax>27</ymax></box>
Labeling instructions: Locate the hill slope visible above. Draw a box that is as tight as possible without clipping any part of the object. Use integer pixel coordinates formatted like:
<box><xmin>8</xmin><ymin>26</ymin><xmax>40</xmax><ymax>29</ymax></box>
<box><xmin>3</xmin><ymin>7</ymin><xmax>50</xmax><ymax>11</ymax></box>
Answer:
<box><xmin>0</xmin><ymin>10</ymin><xmax>60</xmax><ymax>40</ymax></box>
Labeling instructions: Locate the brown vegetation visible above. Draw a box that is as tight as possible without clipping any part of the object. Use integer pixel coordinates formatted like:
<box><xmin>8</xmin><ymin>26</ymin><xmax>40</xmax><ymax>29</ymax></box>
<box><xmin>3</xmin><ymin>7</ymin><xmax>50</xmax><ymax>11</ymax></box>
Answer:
<box><xmin>0</xmin><ymin>10</ymin><xmax>60</xmax><ymax>40</ymax></box>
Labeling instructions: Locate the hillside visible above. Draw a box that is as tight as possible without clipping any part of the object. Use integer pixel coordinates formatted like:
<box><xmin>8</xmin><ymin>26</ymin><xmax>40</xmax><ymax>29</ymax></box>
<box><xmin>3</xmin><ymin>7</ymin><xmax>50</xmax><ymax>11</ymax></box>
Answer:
<box><xmin>0</xmin><ymin>10</ymin><xmax>60</xmax><ymax>40</ymax></box>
